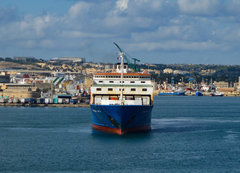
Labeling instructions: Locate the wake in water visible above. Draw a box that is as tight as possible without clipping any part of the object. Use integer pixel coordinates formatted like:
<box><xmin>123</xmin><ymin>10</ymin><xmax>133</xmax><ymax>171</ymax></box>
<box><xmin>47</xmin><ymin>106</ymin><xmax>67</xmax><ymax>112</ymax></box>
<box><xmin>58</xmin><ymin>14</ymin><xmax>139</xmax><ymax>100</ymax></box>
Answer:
<box><xmin>3</xmin><ymin>126</ymin><xmax>92</xmax><ymax>134</ymax></box>
<box><xmin>151</xmin><ymin>117</ymin><xmax>240</xmax><ymax>134</ymax></box>
<box><xmin>151</xmin><ymin>118</ymin><xmax>203</xmax><ymax>133</ymax></box>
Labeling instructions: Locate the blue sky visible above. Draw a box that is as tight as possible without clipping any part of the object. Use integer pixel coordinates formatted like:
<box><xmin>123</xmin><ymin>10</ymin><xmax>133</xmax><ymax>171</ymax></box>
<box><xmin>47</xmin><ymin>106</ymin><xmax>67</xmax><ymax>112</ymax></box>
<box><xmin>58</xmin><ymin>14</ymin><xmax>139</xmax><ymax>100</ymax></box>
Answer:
<box><xmin>1</xmin><ymin>0</ymin><xmax>240</xmax><ymax>64</ymax></box>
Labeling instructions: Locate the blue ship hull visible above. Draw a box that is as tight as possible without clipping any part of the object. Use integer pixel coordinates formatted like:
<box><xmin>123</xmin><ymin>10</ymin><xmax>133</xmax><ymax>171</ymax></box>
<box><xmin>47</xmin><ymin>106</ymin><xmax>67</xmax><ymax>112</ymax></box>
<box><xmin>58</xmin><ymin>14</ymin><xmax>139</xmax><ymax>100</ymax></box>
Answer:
<box><xmin>90</xmin><ymin>104</ymin><xmax>153</xmax><ymax>135</ymax></box>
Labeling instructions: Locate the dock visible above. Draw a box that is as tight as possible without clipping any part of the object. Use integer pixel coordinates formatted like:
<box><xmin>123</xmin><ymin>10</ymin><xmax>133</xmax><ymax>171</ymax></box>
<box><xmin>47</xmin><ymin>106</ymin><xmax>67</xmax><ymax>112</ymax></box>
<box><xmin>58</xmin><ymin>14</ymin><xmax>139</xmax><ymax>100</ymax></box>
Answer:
<box><xmin>0</xmin><ymin>103</ymin><xmax>90</xmax><ymax>108</ymax></box>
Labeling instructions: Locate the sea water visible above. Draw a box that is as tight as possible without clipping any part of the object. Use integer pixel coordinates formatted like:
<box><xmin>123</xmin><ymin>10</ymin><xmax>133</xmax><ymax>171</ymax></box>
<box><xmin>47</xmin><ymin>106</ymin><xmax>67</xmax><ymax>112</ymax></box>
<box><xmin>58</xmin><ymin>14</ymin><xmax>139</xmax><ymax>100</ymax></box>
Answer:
<box><xmin>0</xmin><ymin>96</ymin><xmax>240</xmax><ymax>172</ymax></box>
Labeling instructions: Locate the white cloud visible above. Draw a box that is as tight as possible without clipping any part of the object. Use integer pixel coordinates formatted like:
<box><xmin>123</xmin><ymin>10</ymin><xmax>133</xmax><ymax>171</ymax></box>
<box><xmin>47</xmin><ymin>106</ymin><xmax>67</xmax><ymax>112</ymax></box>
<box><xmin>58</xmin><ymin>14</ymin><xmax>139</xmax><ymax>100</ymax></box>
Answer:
<box><xmin>128</xmin><ymin>40</ymin><xmax>220</xmax><ymax>51</ymax></box>
<box><xmin>33</xmin><ymin>15</ymin><xmax>54</xmax><ymax>36</ymax></box>
<box><xmin>134</xmin><ymin>0</ymin><xmax>163</xmax><ymax>11</ymax></box>
<box><xmin>104</xmin><ymin>15</ymin><xmax>128</xmax><ymax>28</ymax></box>
<box><xmin>68</xmin><ymin>1</ymin><xmax>92</xmax><ymax>18</ymax></box>
<box><xmin>116</xmin><ymin>0</ymin><xmax>129</xmax><ymax>12</ymax></box>
<box><xmin>178</xmin><ymin>0</ymin><xmax>220</xmax><ymax>15</ymax></box>
<box><xmin>1</xmin><ymin>0</ymin><xmax>240</xmax><ymax>63</ymax></box>
<box><xmin>104</xmin><ymin>0</ymin><xmax>166</xmax><ymax>30</ymax></box>
<box><xmin>60</xmin><ymin>30</ymin><xmax>115</xmax><ymax>39</ymax></box>
<box><xmin>131</xmin><ymin>23</ymin><xmax>210</xmax><ymax>43</ymax></box>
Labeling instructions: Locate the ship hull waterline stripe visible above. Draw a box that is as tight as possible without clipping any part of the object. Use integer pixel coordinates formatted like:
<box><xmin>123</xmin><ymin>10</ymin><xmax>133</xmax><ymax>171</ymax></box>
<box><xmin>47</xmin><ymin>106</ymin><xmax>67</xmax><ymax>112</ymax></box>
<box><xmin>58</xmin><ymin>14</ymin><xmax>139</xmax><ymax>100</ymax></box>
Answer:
<box><xmin>92</xmin><ymin>124</ymin><xmax>151</xmax><ymax>135</ymax></box>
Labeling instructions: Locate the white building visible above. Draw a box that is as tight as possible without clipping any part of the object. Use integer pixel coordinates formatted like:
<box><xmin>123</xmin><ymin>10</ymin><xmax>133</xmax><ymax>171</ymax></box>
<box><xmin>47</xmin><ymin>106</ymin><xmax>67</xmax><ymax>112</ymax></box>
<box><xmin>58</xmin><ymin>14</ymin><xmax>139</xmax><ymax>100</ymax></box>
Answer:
<box><xmin>163</xmin><ymin>68</ymin><xmax>173</xmax><ymax>74</ymax></box>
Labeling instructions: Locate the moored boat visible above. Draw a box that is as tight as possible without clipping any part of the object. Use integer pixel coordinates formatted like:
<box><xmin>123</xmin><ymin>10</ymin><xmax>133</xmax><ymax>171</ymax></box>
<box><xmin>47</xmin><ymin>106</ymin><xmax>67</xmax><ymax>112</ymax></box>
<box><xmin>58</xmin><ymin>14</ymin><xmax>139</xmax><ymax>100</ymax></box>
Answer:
<box><xmin>210</xmin><ymin>91</ymin><xmax>224</xmax><ymax>97</ymax></box>
<box><xmin>196</xmin><ymin>91</ymin><xmax>203</xmax><ymax>96</ymax></box>
<box><xmin>159</xmin><ymin>90</ymin><xmax>185</xmax><ymax>96</ymax></box>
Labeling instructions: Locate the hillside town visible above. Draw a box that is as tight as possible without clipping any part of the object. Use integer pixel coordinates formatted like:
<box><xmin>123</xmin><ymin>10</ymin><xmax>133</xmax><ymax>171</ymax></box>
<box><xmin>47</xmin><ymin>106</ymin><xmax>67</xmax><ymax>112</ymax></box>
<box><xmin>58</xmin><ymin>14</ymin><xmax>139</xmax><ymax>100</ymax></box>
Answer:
<box><xmin>1</xmin><ymin>56</ymin><xmax>240</xmax><ymax>106</ymax></box>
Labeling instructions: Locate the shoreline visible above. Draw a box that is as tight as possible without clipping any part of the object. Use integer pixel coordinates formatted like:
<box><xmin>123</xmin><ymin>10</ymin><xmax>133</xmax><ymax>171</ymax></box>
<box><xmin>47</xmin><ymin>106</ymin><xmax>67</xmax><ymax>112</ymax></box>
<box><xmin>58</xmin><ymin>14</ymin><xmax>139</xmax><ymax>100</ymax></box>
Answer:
<box><xmin>153</xmin><ymin>90</ymin><xmax>240</xmax><ymax>96</ymax></box>
<box><xmin>0</xmin><ymin>103</ymin><xmax>90</xmax><ymax>108</ymax></box>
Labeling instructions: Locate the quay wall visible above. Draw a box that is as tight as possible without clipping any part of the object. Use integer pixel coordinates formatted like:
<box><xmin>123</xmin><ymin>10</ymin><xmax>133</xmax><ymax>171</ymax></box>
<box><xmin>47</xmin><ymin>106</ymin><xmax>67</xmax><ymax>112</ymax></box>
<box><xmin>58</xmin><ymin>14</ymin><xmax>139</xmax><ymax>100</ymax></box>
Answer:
<box><xmin>0</xmin><ymin>103</ymin><xmax>90</xmax><ymax>108</ymax></box>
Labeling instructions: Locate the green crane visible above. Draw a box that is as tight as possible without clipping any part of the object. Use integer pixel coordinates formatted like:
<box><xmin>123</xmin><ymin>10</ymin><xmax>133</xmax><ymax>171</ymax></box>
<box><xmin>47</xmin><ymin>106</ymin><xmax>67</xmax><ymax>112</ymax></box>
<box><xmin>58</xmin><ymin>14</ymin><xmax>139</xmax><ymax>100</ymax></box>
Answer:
<box><xmin>113</xmin><ymin>42</ymin><xmax>140</xmax><ymax>72</ymax></box>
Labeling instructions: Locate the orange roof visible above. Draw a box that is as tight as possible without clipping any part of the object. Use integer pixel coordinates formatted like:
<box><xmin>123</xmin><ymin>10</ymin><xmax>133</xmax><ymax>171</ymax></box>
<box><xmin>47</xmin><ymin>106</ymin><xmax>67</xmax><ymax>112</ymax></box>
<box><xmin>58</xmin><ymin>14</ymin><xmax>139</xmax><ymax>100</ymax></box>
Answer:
<box><xmin>94</xmin><ymin>73</ymin><xmax>151</xmax><ymax>76</ymax></box>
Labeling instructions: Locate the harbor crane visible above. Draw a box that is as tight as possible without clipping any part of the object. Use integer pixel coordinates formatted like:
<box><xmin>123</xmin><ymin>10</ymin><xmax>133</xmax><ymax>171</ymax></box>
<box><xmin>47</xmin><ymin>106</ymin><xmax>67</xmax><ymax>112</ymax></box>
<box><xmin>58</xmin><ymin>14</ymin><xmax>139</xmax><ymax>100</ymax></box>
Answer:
<box><xmin>113</xmin><ymin>42</ymin><xmax>140</xmax><ymax>72</ymax></box>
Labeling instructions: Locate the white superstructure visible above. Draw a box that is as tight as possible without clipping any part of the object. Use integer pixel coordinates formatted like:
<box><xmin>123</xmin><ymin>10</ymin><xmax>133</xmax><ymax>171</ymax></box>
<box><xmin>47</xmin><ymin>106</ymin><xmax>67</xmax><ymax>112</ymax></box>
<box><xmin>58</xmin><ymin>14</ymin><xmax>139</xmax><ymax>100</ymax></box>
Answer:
<box><xmin>90</xmin><ymin>64</ymin><xmax>153</xmax><ymax>106</ymax></box>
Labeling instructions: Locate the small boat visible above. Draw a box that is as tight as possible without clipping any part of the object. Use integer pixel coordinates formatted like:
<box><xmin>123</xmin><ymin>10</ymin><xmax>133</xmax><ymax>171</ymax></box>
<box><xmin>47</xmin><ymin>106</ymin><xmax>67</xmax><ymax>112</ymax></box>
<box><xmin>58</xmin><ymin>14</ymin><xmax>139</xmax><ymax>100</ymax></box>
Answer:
<box><xmin>196</xmin><ymin>91</ymin><xmax>203</xmax><ymax>96</ymax></box>
<box><xmin>159</xmin><ymin>91</ymin><xmax>185</xmax><ymax>96</ymax></box>
<box><xmin>158</xmin><ymin>89</ymin><xmax>185</xmax><ymax>96</ymax></box>
<box><xmin>210</xmin><ymin>92</ymin><xmax>223</xmax><ymax>97</ymax></box>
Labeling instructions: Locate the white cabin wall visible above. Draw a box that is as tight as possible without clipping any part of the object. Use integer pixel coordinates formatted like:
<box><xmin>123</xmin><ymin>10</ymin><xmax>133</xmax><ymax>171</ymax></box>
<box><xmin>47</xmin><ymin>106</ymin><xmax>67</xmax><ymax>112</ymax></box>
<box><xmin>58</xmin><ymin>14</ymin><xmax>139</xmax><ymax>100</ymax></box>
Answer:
<box><xmin>91</xmin><ymin>86</ymin><xmax>153</xmax><ymax>95</ymax></box>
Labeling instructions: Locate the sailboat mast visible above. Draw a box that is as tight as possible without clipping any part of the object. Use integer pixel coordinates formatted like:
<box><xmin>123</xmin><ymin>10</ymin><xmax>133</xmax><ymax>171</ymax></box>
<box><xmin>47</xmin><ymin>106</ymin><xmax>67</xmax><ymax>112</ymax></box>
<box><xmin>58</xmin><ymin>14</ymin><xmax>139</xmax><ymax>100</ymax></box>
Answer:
<box><xmin>120</xmin><ymin>52</ymin><xmax>124</xmax><ymax>104</ymax></box>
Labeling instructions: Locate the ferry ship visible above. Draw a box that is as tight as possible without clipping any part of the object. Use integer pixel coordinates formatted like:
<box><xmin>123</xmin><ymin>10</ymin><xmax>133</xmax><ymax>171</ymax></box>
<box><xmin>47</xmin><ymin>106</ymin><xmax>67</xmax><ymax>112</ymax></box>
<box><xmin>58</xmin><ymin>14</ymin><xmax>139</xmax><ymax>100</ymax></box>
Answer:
<box><xmin>90</xmin><ymin>44</ymin><xmax>154</xmax><ymax>135</ymax></box>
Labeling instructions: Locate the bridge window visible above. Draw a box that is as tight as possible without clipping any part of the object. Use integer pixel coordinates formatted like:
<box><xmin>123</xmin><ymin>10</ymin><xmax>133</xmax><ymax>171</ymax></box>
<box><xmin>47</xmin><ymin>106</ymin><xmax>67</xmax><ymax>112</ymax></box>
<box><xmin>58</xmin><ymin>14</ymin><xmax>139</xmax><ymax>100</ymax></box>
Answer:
<box><xmin>141</xmin><ymin>81</ymin><xmax>146</xmax><ymax>83</ymax></box>
<box><xmin>142</xmin><ymin>88</ymin><xmax>147</xmax><ymax>91</ymax></box>
<box><xmin>108</xmin><ymin>88</ymin><xmax>113</xmax><ymax>91</ymax></box>
<box><xmin>130</xmin><ymin>81</ymin><xmax>135</xmax><ymax>83</ymax></box>
<box><xmin>109</xmin><ymin>81</ymin><xmax>114</xmax><ymax>83</ymax></box>
<box><xmin>131</xmin><ymin>88</ymin><xmax>136</xmax><ymax>91</ymax></box>
<box><xmin>96</xmin><ymin>88</ymin><xmax>101</xmax><ymax>91</ymax></box>
<box><xmin>99</xmin><ymin>81</ymin><xmax>103</xmax><ymax>83</ymax></box>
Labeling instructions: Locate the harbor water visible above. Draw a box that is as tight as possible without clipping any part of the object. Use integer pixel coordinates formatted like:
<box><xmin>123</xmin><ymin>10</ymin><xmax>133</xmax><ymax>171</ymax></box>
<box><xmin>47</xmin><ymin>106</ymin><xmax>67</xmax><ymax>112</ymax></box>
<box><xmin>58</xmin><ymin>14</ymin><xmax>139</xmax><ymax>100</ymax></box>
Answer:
<box><xmin>1</xmin><ymin>96</ymin><xmax>240</xmax><ymax>172</ymax></box>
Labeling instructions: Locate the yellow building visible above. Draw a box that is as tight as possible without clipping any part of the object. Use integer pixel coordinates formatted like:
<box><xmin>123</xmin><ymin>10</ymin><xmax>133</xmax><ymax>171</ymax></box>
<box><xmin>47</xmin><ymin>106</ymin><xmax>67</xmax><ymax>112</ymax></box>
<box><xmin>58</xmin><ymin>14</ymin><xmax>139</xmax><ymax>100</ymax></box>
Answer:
<box><xmin>0</xmin><ymin>84</ymin><xmax>40</xmax><ymax>98</ymax></box>
<box><xmin>214</xmin><ymin>81</ymin><xmax>229</xmax><ymax>88</ymax></box>
<box><xmin>163</xmin><ymin>68</ymin><xmax>173</xmax><ymax>74</ymax></box>
<box><xmin>84</xmin><ymin>76</ymin><xmax>93</xmax><ymax>90</ymax></box>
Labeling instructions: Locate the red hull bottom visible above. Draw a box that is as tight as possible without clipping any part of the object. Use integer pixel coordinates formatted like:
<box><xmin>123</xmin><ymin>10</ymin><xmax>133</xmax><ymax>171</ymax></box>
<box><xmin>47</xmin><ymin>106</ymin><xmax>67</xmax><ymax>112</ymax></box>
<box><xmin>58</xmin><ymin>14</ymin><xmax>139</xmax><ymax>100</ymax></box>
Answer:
<box><xmin>92</xmin><ymin>124</ymin><xmax>151</xmax><ymax>135</ymax></box>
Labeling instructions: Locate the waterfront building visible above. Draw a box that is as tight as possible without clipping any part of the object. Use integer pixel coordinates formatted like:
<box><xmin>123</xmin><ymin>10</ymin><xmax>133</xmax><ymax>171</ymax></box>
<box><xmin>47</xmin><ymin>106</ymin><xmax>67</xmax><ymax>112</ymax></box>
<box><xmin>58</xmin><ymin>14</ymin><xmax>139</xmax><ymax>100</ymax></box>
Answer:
<box><xmin>0</xmin><ymin>83</ymin><xmax>40</xmax><ymax>98</ymax></box>
<box><xmin>214</xmin><ymin>81</ymin><xmax>229</xmax><ymax>88</ymax></box>
<box><xmin>173</xmin><ymin>70</ymin><xmax>188</xmax><ymax>75</ymax></box>
<box><xmin>200</xmin><ymin>69</ymin><xmax>216</xmax><ymax>75</ymax></box>
<box><xmin>163</xmin><ymin>68</ymin><xmax>173</xmax><ymax>74</ymax></box>
<box><xmin>0</xmin><ymin>72</ymin><xmax>10</xmax><ymax>83</ymax></box>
